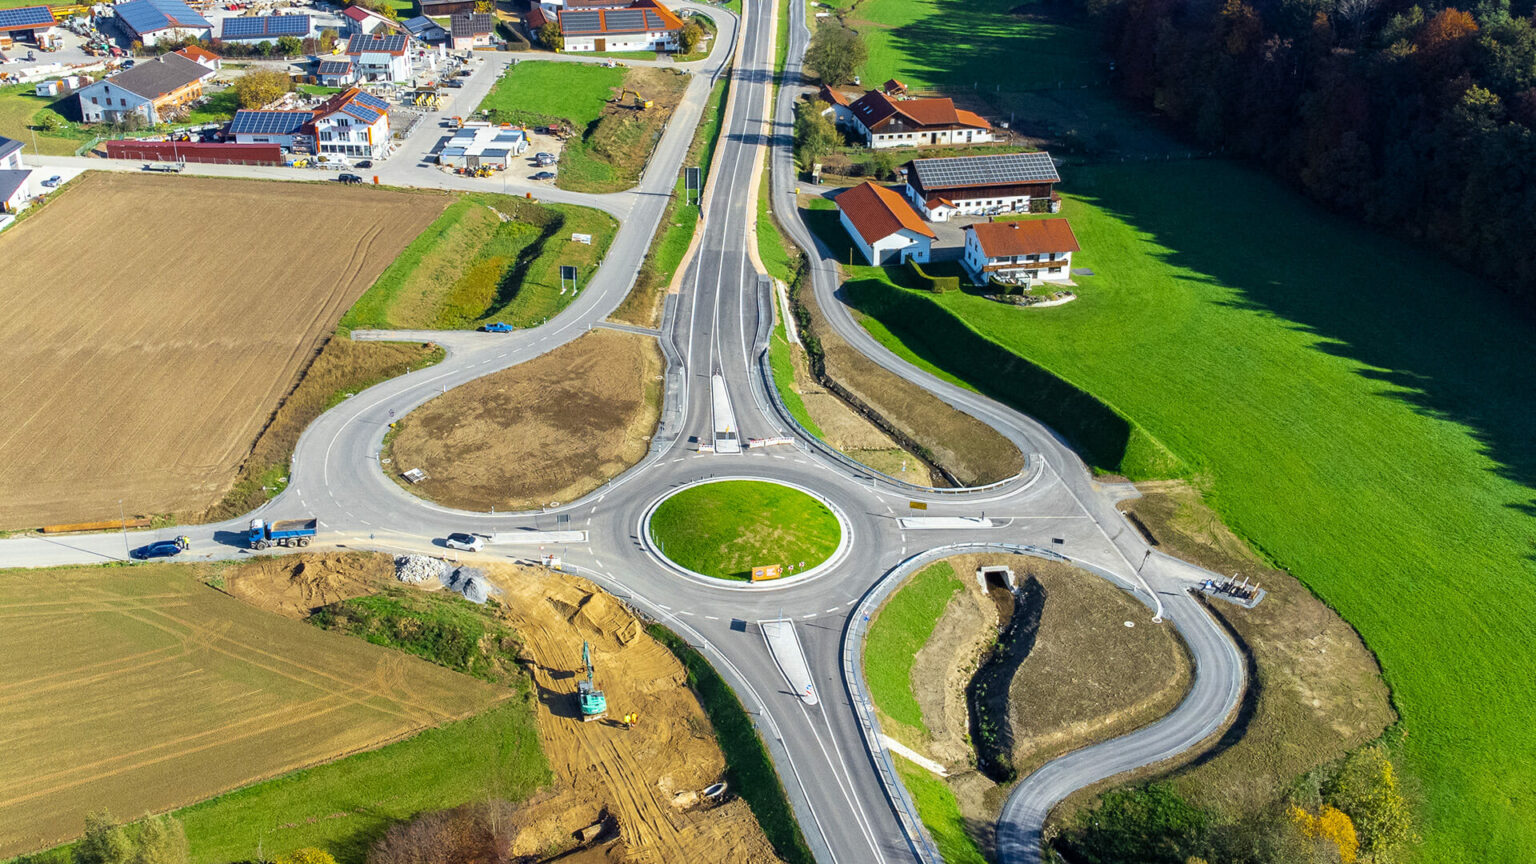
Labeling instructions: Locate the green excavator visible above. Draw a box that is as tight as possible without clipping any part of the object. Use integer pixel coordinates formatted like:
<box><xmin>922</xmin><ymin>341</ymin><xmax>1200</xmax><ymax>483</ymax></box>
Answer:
<box><xmin>577</xmin><ymin>641</ymin><xmax>607</xmax><ymax>722</ymax></box>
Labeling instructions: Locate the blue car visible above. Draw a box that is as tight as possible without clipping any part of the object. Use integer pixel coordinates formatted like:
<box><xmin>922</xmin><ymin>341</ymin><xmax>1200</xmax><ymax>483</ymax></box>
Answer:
<box><xmin>480</xmin><ymin>322</ymin><xmax>514</xmax><ymax>333</ymax></box>
<box><xmin>131</xmin><ymin>536</ymin><xmax>189</xmax><ymax>560</ymax></box>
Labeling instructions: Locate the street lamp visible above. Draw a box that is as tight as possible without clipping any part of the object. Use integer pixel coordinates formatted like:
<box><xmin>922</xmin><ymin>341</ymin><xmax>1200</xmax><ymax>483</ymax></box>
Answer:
<box><xmin>119</xmin><ymin>499</ymin><xmax>130</xmax><ymax>560</ymax></box>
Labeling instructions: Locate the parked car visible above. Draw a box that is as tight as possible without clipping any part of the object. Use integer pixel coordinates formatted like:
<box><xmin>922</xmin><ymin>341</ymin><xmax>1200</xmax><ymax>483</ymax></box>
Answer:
<box><xmin>337</xmin><ymin>173</ymin><xmax>363</xmax><ymax>184</ymax></box>
<box><xmin>119</xmin><ymin>58</ymin><xmax>133</xmax><ymax>68</ymax></box>
<box><xmin>131</xmin><ymin>536</ymin><xmax>189</xmax><ymax>560</ymax></box>
<box><xmin>355</xmin><ymin>159</ymin><xmax>372</xmax><ymax>168</ymax></box>
<box><xmin>41</xmin><ymin>175</ymin><xmax>61</xmax><ymax>187</ymax></box>
<box><xmin>480</xmin><ymin>321</ymin><xmax>514</xmax><ymax>333</ymax></box>
<box><xmin>445</xmin><ymin>79</ymin><xmax>463</xmax><ymax>88</ymax></box>
<box><xmin>530</xmin><ymin>171</ymin><xmax>556</xmax><ymax>181</ymax></box>
<box><xmin>445</xmin><ymin>532</ymin><xmax>485</xmax><ymax>552</ymax></box>
<box><xmin>533</xmin><ymin>152</ymin><xmax>555</xmax><ymax>166</ymax></box>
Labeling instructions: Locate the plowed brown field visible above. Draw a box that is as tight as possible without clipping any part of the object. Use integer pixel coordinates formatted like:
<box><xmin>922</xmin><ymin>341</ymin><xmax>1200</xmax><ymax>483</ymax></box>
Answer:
<box><xmin>0</xmin><ymin>173</ymin><xmax>447</xmax><ymax>529</ymax></box>
<box><xmin>0</xmin><ymin>560</ymin><xmax>504</xmax><ymax>857</ymax></box>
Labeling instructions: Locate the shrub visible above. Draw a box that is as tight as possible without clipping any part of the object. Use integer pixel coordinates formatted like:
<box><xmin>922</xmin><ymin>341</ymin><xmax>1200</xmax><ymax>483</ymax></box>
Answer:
<box><xmin>907</xmin><ymin>259</ymin><xmax>959</xmax><ymax>294</ymax></box>
<box><xmin>276</xmin><ymin>849</ymin><xmax>336</xmax><ymax>864</ymax></box>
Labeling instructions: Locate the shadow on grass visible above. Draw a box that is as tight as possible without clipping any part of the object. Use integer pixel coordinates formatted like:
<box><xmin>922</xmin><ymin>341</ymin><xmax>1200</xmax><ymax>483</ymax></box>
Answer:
<box><xmin>1066</xmin><ymin>163</ymin><xmax>1536</xmax><ymax>527</ymax></box>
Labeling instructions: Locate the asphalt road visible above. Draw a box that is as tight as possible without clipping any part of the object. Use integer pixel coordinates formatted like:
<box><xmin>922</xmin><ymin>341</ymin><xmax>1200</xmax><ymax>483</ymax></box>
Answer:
<box><xmin>0</xmin><ymin>4</ymin><xmax>1245</xmax><ymax>862</ymax></box>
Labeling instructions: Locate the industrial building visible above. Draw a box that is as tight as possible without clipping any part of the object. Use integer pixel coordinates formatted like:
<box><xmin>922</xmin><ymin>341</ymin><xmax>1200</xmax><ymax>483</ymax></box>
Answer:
<box><xmin>217</xmin><ymin>14</ymin><xmax>313</xmax><ymax>44</ymax></box>
<box><xmin>438</xmin><ymin>125</ymin><xmax>528</xmax><ymax>169</ymax></box>
<box><xmin>112</xmin><ymin>0</ymin><xmax>213</xmax><ymax>46</ymax></box>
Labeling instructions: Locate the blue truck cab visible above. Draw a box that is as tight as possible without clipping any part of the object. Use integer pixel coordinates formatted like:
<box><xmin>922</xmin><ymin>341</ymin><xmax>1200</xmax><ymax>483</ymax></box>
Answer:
<box><xmin>248</xmin><ymin>517</ymin><xmax>317</xmax><ymax>550</ymax></box>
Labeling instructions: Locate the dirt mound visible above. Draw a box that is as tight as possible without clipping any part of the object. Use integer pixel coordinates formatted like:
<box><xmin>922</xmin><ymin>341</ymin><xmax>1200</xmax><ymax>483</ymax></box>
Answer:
<box><xmin>484</xmin><ymin>564</ymin><xmax>782</xmax><ymax>864</ymax></box>
<box><xmin>224</xmin><ymin>551</ymin><xmax>393</xmax><ymax>619</ymax></box>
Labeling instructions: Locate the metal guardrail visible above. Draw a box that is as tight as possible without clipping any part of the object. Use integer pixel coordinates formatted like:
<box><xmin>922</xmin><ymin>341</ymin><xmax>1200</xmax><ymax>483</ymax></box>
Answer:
<box><xmin>840</xmin><ymin>542</ymin><xmax>1086</xmax><ymax>864</ymax></box>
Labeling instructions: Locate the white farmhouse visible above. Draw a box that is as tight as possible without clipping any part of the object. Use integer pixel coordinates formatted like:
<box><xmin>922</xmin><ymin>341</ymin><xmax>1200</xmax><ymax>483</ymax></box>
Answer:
<box><xmin>962</xmin><ymin>218</ymin><xmax>1080</xmax><ymax>285</ymax></box>
<box><xmin>835</xmin><ymin>180</ymin><xmax>936</xmax><ymax>266</ymax></box>
<box><xmin>313</xmin><ymin>88</ymin><xmax>392</xmax><ymax>160</ymax></box>
<box><xmin>556</xmin><ymin>0</ymin><xmax>683</xmax><ymax>53</ymax></box>
<box><xmin>113</xmin><ymin>0</ymin><xmax>213</xmax><ymax>46</ymax></box>
<box><xmin>75</xmin><ymin>52</ymin><xmax>217</xmax><ymax>124</ymax></box>
<box><xmin>905</xmin><ymin>151</ymin><xmax>1061</xmax><ymax>222</ymax></box>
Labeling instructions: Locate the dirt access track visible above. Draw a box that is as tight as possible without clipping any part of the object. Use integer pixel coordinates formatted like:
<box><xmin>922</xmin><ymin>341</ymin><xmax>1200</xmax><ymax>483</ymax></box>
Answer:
<box><xmin>0</xmin><ymin>557</ymin><xmax>504</xmax><ymax>857</ymax></box>
<box><xmin>385</xmin><ymin>329</ymin><xmax>663</xmax><ymax>511</ymax></box>
<box><xmin>0</xmin><ymin>172</ymin><xmax>446</xmax><ymax>529</ymax></box>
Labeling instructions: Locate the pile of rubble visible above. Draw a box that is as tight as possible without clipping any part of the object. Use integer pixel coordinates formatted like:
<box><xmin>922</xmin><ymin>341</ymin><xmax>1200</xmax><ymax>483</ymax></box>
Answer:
<box><xmin>394</xmin><ymin>554</ymin><xmax>450</xmax><ymax>584</ymax></box>
<box><xmin>442</xmin><ymin>565</ymin><xmax>498</xmax><ymax>604</ymax></box>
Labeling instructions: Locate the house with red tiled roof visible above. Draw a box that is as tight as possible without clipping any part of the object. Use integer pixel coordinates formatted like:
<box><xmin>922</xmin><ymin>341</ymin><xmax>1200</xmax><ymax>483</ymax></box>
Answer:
<box><xmin>845</xmin><ymin>89</ymin><xmax>992</xmax><ymax>149</ymax></box>
<box><xmin>342</xmin><ymin>4</ymin><xmax>396</xmax><ymax>35</ymax></box>
<box><xmin>963</xmin><ymin>218</ymin><xmax>1079</xmax><ymax>285</ymax></box>
<box><xmin>835</xmin><ymin>181</ymin><xmax>936</xmax><ymax>265</ymax></box>
<box><xmin>817</xmin><ymin>84</ymin><xmax>855</xmax><ymax>127</ymax></box>
<box><xmin>174</xmin><ymin>44</ymin><xmax>220</xmax><ymax>70</ymax></box>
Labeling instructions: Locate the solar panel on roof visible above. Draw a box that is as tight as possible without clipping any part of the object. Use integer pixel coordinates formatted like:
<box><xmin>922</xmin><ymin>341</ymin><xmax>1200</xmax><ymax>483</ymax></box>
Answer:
<box><xmin>229</xmin><ymin>110</ymin><xmax>309</xmax><ymax>135</ymax></box>
<box><xmin>912</xmin><ymin>152</ymin><xmax>1058</xmax><ymax>190</ymax></box>
<box><xmin>0</xmin><ymin>6</ymin><xmax>54</xmax><ymax>29</ymax></box>
<box><xmin>116</xmin><ymin>0</ymin><xmax>210</xmax><ymax>33</ymax></box>
<box><xmin>562</xmin><ymin>10</ymin><xmax>600</xmax><ymax>31</ymax></box>
<box><xmin>222</xmin><ymin>14</ymin><xmax>309</xmax><ymax>37</ymax></box>
<box><xmin>317</xmin><ymin>59</ymin><xmax>352</xmax><ymax>75</ymax></box>
<box><xmin>603</xmin><ymin>9</ymin><xmax>645</xmax><ymax>30</ymax></box>
<box><xmin>354</xmin><ymin>91</ymin><xmax>389</xmax><ymax>111</ymax></box>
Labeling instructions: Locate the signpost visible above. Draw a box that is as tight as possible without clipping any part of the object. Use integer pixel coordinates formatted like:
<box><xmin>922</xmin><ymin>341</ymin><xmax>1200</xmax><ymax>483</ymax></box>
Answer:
<box><xmin>909</xmin><ymin>500</ymin><xmax>928</xmax><ymax>510</ymax></box>
<box><xmin>750</xmin><ymin>564</ymin><xmax>784</xmax><ymax>582</ymax></box>
<box><xmin>559</xmin><ymin>264</ymin><xmax>578</xmax><ymax>295</ymax></box>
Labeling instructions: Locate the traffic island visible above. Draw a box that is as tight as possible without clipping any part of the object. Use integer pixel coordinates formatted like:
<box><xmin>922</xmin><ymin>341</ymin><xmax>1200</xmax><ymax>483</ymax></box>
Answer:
<box><xmin>644</xmin><ymin>479</ymin><xmax>846</xmax><ymax>583</ymax></box>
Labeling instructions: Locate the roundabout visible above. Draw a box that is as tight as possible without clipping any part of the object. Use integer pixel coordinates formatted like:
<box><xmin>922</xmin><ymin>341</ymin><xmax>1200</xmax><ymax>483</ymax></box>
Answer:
<box><xmin>642</xmin><ymin>477</ymin><xmax>849</xmax><ymax>584</ymax></box>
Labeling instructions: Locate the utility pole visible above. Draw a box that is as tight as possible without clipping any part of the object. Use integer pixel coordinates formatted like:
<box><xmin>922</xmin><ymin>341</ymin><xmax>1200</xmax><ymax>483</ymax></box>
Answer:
<box><xmin>119</xmin><ymin>499</ymin><xmax>129</xmax><ymax>559</ymax></box>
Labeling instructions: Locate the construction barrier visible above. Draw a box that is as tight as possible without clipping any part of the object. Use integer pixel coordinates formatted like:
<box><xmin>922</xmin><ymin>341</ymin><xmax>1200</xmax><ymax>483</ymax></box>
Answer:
<box><xmin>750</xmin><ymin>565</ymin><xmax>783</xmax><ymax>582</ymax></box>
<box><xmin>746</xmin><ymin>436</ymin><xmax>795</xmax><ymax>448</ymax></box>
<box><xmin>104</xmin><ymin>140</ymin><xmax>283</xmax><ymax>166</ymax></box>
<box><xmin>41</xmin><ymin>517</ymin><xmax>151</xmax><ymax>534</ymax></box>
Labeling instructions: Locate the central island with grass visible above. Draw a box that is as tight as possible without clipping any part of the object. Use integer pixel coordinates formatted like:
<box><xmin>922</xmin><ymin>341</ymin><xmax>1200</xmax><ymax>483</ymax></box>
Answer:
<box><xmin>647</xmin><ymin>479</ymin><xmax>842</xmax><ymax>581</ymax></box>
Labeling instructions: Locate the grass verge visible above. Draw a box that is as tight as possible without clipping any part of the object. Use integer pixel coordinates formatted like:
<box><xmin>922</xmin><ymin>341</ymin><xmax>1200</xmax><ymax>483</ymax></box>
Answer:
<box><xmin>646</xmin><ymin>625</ymin><xmax>815</xmax><ymax>864</ymax></box>
<box><xmin>864</xmin><ymin>560</ymin><xmax>963</xmax><ymax>737</ymax></box>
<box><xmin>337</xmin><ymin>192</ymin><xmax>616</xmax><ymax>332</ymax></box>
<box><xmin>892</xmin><ymin>756</ymin><xmax>988</xmax><ymax>864</ymax></box>
<box><xmin>647</xmin><ymin>480</ymin><xmax>840</xmax><ymax>580</ymax></box>
<box><xmin>311</xmin><ymin>588</ymin><xmax>526</xmax><ymax>685</ymax></box>
<box><xmin>611</xmin><ymin>75</ymin><xmax>729</xmax><ymax>327</ymax></box>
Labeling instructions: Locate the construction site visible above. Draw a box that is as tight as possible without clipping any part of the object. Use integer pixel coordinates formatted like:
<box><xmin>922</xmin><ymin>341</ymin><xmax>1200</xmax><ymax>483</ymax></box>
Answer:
<box><xmin>220</xmin><ymin>552</ymin><xmax>786</xmax><ymax>864</ymax></box>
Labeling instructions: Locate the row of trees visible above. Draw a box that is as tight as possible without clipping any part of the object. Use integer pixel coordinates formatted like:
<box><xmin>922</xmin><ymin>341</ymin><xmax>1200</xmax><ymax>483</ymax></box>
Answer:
<box><xmin>1058</xmin><ymin>745</ymin><xmax>1417</xmax><ymax>864</ymax></box>
<box><xmin>1079</xmin><ymin>0</ymin><xmax>1536</xmax><ymax>300</ymax></box>
<box><xmin>134</xmin><ymin>31</ymin><xmax>339</xmax><ymax>59</ymax></box>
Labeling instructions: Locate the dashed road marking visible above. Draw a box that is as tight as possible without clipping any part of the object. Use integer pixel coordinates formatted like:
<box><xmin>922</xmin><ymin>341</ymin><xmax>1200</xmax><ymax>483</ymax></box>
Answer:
<box><xmin>704</xmin><ymin>615</ymin><xmax>719</xmax><ymax>620</ymax></box>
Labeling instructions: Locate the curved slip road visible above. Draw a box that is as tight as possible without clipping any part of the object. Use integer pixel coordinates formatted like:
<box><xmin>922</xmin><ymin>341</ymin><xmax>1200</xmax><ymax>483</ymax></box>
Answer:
<box><xmin>0</xmin><ymin>4</ymin><xmax>1245</xmax><ymax>863</ymax></box>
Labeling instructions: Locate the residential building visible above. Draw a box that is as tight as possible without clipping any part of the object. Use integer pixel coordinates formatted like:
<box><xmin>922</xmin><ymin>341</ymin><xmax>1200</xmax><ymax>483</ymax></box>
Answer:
<box><xmin>342</xmin><ymin>4</ymin><xmax>395</xmax><ymax>35</ymax></box>
<box><xmin>846</xmin><ymin>89</ymin><xmax>991</xmax><ymax>149</ymax></box>
<box><xmin>0</xmin><ymin>137</ymin><xmax>32</xmax><ymax>214</ymax></box>
<box><xmin>904</xmin><ymin>151</ymin><xmax>1060</xmax><ymax>222</ymax></box>
<box><xmin>402</xmin><ymin>15</ymin><xmax>446</xmax><ymax>42</ymax></box>
<box><xmin>0</xmin><ymin>136</ymin><xmax>24</xmax><ymax>171</ymax></box>
<box><xmin>817</xmin><ymin>84</ymin><xmax>854</xmax><ymax>127</ymax></box>
<box><xmin>448</xmin><ymin>12</ymin><xmax>493</xmax><ymax>50</ymax></box>
<box><xmin>557</xmin><ymin>0</ymin><xmax>683</xmax><ymax>52</ymax></box>
<box><xmin>0</xmin><ymin>5</ymin><xmax>58</xmax><ymax>49</ymax></box>
<box><xmin>312</xmin><ymin>87</ymin><xmax>391</xmax><ymax>159</ymax></box>
<box><xmin>346</xmin><ymin>32</ymin><xmax>411</xmax><ymax>81</ymax></box>
<box><xmin>217</xmin><ymin>14</ymin><xmax>312</xmax><ymax>44</ymax></box>
<box><xmin>438</xmin><ymin>124</ymin><xmax>528</xmax><ymax>169</ymax></box>
<box><xmin>113</xmin><ymin>0</ymin><xmax>213</xmax><ymax>46</ymax></box>
<box><xmin>835</xmin><ymin>180</ymin><xmax>936</xmax><ymax>265</ymax></box>
<box><xmin>174</xmin><ymin>44</ymin><xmax>221</xmax><ymax>70</ymax></box>
<box><xmin>315</xmin><ymin>57</ymin><xmax>357</xmax><ymax>87</ymax></box>
<box><xmin>962</xmin><ymin>218</ymin><xmax>1079</xmax><ymax>285</ymax></box>
<box><xmin>75</xmin><ymin>52</ymin><xmax>217</xmax><ymax>124</ymax></box>
<box><xmin>227</xmin><ymin>87</ymin><xmax>391</xmax><ymax>159</ymax></box>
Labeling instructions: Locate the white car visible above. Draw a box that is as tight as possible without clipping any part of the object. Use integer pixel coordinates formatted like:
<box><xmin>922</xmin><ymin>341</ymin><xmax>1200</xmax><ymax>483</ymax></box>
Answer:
<box><xmin>445</xmin><ymin>532</ymin><xmax>484</xmax><ymax>551</ymax></box>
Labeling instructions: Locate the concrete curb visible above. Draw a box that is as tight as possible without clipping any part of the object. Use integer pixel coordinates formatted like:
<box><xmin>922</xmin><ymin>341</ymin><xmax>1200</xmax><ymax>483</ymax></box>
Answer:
<box><xmin>636</xmin><ymin>475</ymin><xmax>852</xmax><ymax>591</ymax></box>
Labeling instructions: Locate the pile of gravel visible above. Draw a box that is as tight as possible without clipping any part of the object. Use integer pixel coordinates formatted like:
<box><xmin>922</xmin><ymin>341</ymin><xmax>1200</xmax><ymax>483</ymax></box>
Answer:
<box><xmin>441</xmin><ymin>565</ymin><xmax>499</xmax><ymax>604</ymax></box>
<box><xmin>395</xmin><ymin>554</ymin><xmax>450</xmax><ymax>584</ymax></box>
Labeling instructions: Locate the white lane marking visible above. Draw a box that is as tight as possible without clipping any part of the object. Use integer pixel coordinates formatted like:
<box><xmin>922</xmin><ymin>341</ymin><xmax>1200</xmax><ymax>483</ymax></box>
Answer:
<box><xmin>800</xmin><ymin>613</ymin><xmax>816</xmax><ymax>619</ymax></box>
<box><xmin>595</xmin><ymin>559</ymin><xmax>604</xmax><ymax>568</ymax></box>
<box><xmin>704</xmin><ymin>614</ymin><xmax>719</xmax><ymax>620</ymax></box>
<box><xmin>657</xmin><ymin>603</ymin><xmax>671</xmax><ymax>610</ymax></box>
<box><xmin>677</xmin><ymin>609</ymin><xmax>694</xmax><ymax>616</ymax></box>
<box><xmin>824</xmin><ymin>607</ymin><xmax>838</xmax><ymax>613</ymax></box>
<box><xmin>798</xmin><ymin>702</ymin><xmax>888</xmax><ymax>863</ymax></box>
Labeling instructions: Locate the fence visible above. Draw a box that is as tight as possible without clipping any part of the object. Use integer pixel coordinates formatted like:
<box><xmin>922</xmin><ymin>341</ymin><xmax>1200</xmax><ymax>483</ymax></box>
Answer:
<box><xmin>103</xmin><ymin>140</ymin><xmax>283</xmax><ymax>165</ymax></box>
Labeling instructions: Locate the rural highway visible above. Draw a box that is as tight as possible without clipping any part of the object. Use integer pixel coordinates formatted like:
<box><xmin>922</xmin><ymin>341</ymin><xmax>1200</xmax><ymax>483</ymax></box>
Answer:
<box><xmin>0</xmin><ymin>3</ymin><xmax>1246</xmax><ymax>862</ymax></box>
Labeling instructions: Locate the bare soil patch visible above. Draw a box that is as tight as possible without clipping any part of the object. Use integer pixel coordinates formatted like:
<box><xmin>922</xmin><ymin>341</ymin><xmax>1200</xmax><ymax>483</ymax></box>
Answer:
<box><xmin>486</xmin><ymin>563</ymin><xmax>784</xmax><ymax>863</ymax></box>
<box><xmin>384</xmin><ymin>329</ymin><xmax>662</xmax><ymax>511</ymax></box>
<box><xmin>1120</xmin><ymin>482</ymin><xmax>1394</xmax><ymax>815</ymax></box>
<box><xmin>0</xmin><ymin>559</ymin><xmax>503</xmax><ymax>857</ymax></box>
<box><xmin>790</xmin><ymin>270</ymin><xmax>1023</xmax><ymax>486</ymax></box>
<box><xmin>221</xmin><ymin>551</ymin><xmax>395</xmax><ymax>620</ymax></box>
<box><xmin>0</xmin><ymin>173</ymin><xmax>447</xmax><ymax>529</ymax></box>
